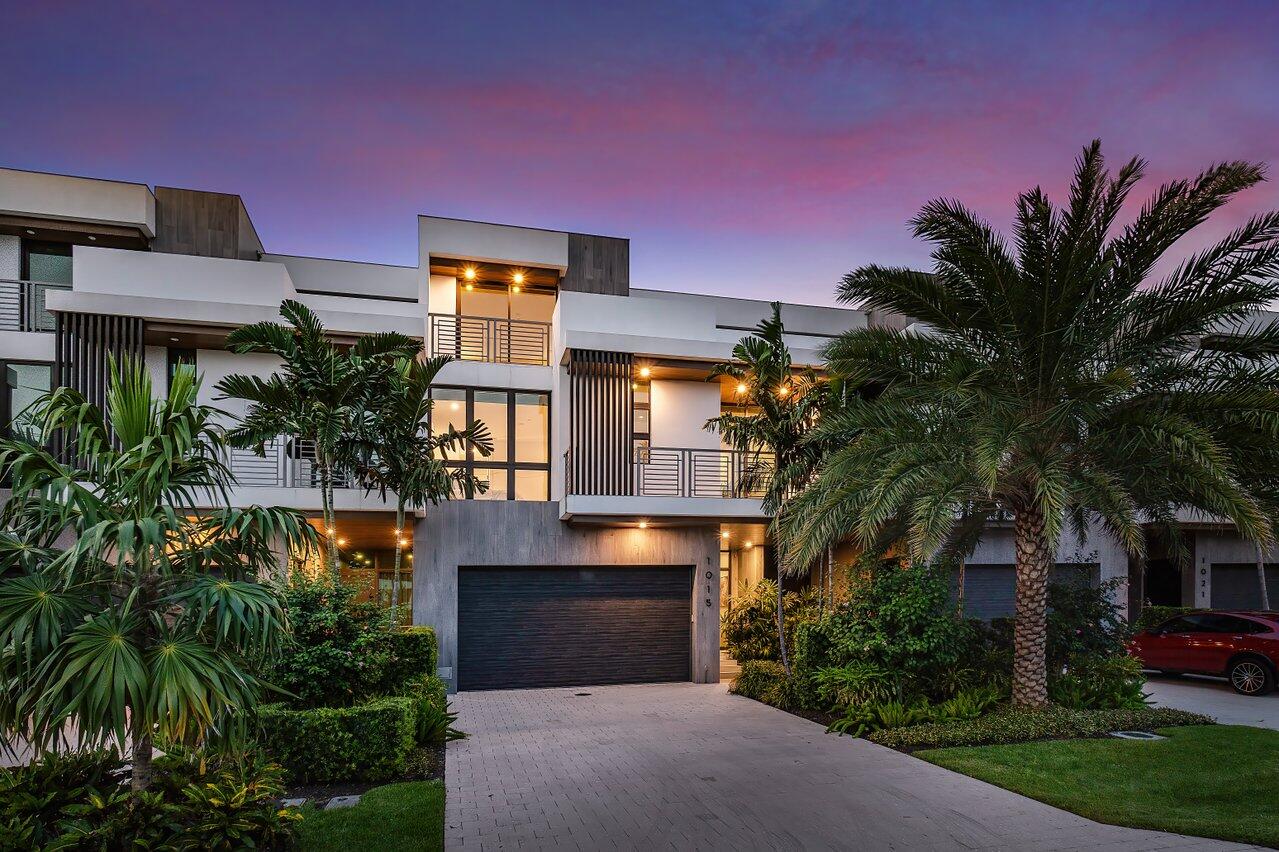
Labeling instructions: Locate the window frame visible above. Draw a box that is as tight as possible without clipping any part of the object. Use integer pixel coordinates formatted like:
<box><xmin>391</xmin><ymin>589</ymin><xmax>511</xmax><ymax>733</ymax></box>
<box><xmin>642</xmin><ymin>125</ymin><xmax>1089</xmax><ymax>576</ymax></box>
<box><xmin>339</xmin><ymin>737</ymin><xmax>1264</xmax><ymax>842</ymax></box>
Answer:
<box><xmin>0</xmin><ymin>359</ymin><xmax>53</xmax><ymax>438</ymax></box>
<box><xmin>431</xmin><ymin>385</ymin><xmax>551</xmax><ymax>501</ymax></box>
<box><xmin>20</xmin><ymin>240</ymin><xmax>73</xmax><ymax>284</ymax></box>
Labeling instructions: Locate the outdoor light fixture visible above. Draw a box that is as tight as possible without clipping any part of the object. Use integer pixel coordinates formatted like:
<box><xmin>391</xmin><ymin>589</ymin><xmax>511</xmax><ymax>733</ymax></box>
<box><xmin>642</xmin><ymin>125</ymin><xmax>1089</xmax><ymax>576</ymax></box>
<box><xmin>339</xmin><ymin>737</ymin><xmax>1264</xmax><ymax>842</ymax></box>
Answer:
<box><xmin>737</xmin><ymin>382</ymin><xmax>747</xmax><ymax>394</ymax></box>
<box><xmin>639</xmin><ymin>367</ymin><xmax>651</xmax><ymax>378</ymax></box>
<box><xmin>25</xmin><ymin>229</ymin><xmax>34</xmax><ymax>235</ymax></box>
<box><xmin>337</xmin><ymin>538</ymin><xmax>347</xmax><ymax>546</ymax></box>
<box><xmin>170</xmin><ymin>337</ymin><xmax>180</xmax><ymax>343</ymax></box>
<box><xmin>512</xmin><ymin>271</ymin><xmax>525</xmax><ymax>285</ymax></box>
<box><xmin>638</xmin><ymin>520</ymin><xmax>648</xmax><ymax>529</ymax></box>
<box><xmin>778</xmin><ymin>385</ymin><xmax>790</xmax><ymax>397</ymax></box>
<box><xmin>463</xmin><ymin>266</ymin><xmax>476</xmax><ymax>280</ymax></box>
<box><xmin>326</xmin><ymin>526</ymin><xmax>336</xmax><ymax>536</ymax></box>
<box><xmin>745</xmin><ymin>541</ymin><xmax>754</xmax><ymax>549</ymax></box>
<box><xmin>721</xmin><ymin>530</ymin><xmax>730</xmax><ymax>539</ymax></box>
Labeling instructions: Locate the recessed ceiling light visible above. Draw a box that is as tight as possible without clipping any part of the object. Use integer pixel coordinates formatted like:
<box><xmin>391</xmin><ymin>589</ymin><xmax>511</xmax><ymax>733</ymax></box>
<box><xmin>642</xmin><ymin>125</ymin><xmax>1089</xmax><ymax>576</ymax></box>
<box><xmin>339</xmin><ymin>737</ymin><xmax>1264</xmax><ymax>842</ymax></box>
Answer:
<box><xmin>87</xmin><ymin>235</ymin><xmax>97</xmax><ymax>241</ymax></box>
<box><xmin>639</xmin><ymin>367</ymin><xmax>651</xmax><ymax>378</ymax></box>
<box><xmin>25</xmin><ymin>230</ymin><xmax>35</xmax><ymax>235</ymax></box>
<box><xmin>169</xmin><ymin>337</ymin><xmax>180</xmax><ymax>343</ymax></box>
<box><xmin>463</xmin><ymin>267</ymin><xmax>476</xmax><ymax>280</ymax></box>
<box><xmin>737</xmin><ymin>382</ymin><xmax>747</xmax><ymax>394</ymax></box>
<box><xmin>745</xmin><ymin>541</ymin><xmax>754</xmax><ymax>549</ymax></box>
<box><xmin>512</xmin><ymin>272</ymin><xmax>525</xmax><ymax>285</ymax></box>
<box><xmin>721</xmin><ymin>531</ymin><xmax>730</xmax><ymax>539</ymax></box>
<box><xmin>638</xmin><ymin>521</ymin><xmax>648</xmax><ymax>529</ymax></box>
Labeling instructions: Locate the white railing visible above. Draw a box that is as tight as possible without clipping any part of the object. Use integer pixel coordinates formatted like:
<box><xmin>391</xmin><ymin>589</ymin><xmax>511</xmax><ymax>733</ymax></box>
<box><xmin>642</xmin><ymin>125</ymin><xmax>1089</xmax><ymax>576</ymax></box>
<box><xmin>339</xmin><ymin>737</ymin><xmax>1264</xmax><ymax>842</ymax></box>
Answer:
<box><xmin>0</xmin><ymin>280</ymin><xmax>70</xmax><ymax>332</ymax></box>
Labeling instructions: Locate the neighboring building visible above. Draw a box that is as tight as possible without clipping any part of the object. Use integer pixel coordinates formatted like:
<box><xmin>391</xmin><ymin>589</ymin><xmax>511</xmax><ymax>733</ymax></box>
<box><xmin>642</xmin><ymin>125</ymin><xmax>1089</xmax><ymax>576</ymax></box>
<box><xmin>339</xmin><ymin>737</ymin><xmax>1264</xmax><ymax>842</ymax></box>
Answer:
<box><xmin>1</xmin><ymin>166</ymin><xmax>1272</xmax><ymax>692</ymax></box>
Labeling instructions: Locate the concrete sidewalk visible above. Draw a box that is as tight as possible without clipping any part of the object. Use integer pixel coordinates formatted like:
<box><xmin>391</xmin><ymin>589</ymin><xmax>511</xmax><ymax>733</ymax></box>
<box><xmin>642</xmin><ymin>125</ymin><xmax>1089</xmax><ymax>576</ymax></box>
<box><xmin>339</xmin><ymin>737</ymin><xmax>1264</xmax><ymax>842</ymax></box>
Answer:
<box><xmin>446</xmin><ymin>682</ymin><xmax>1255</xmax><ymax>851</ymax></box>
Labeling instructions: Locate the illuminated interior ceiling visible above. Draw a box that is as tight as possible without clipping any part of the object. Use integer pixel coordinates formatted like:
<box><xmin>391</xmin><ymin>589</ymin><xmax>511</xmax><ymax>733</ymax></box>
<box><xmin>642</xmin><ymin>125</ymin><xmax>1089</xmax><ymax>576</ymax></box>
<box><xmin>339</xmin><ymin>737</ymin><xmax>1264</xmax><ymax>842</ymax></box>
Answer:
<box><xmin>719</xmin><ymin>522</ymin><xmax>769</xmax><ymax>548</ymax></box>
<box><xmin>428</xmin><ymin>259</ymin><xmax>560</xmax><ymax>293</ymax></box>
<box><xmin>307</xmin><ymin>512</ymin><xmax>410</xmax><ymax>554</ymax></box>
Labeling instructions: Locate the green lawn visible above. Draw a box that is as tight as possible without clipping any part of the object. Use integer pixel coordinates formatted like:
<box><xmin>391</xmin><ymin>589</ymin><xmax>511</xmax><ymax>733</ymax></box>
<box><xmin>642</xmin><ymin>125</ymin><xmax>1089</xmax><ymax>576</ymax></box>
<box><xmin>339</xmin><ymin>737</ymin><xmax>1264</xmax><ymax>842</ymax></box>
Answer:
<box><xmin>298</xmin><ymin>780</ymin><xmax>445</xmax><ymax>852</ymax></box>
<box><xmin>920</xmin><ymin>725</ymin><xmax>1279</xmax><ymax>848</ymax></box>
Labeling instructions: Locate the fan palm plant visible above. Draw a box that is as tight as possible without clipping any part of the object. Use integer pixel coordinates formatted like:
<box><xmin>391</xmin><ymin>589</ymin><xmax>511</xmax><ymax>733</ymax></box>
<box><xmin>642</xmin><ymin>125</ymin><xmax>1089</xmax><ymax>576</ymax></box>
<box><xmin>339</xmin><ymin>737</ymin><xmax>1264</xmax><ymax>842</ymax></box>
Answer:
<box><xmin>705</xmin><ymin>303</ymin><xmax>834</xmax><ymax>673</ymax></box>
<box><xmin>352</xmin><ymin>354</ymin><xmax>493</xmax><ymax>624</ymax></box>
<box><xmin>216</xmin><ymin>299</ymin><xmax>420</xmax><ymax>581</ymax></box>
<box><xmin>782</xmin><ymin>141</ymin><xmax>1279</xmax><ymax>707</ymax></box>
<box><xmin>0</xmin><ymin>357</ymin><xmax>316</xmax><ymax>790</ymax></box>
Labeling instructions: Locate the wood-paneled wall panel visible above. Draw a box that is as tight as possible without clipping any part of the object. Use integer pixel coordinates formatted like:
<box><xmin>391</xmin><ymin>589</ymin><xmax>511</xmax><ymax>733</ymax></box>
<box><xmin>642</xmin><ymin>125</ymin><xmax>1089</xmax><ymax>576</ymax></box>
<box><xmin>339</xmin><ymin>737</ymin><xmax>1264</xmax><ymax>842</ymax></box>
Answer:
<box><xmin>562</xmin><ymin>233</ymin><xmax>629</xmax><ymax>295</ymax></box>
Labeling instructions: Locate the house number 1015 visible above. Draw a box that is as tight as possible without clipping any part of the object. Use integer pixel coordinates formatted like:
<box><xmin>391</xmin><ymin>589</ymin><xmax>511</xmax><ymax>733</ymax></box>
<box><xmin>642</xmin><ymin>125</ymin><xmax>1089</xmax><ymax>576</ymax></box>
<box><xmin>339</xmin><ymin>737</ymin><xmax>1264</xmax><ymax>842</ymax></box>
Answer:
<box><xmin>705</xmin><ymin>571</ymin><xmax>714</xmax><ymax>607</ymax></box>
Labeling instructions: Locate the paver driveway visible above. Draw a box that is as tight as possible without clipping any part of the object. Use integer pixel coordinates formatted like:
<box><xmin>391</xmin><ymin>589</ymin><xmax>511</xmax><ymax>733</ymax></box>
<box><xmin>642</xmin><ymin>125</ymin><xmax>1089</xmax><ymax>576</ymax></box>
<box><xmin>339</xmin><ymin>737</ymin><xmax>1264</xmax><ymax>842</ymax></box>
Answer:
<box><xmin>446</xmin><ymin>682</ymin><xmax>1254</xmax><ymax>851</ymax></box>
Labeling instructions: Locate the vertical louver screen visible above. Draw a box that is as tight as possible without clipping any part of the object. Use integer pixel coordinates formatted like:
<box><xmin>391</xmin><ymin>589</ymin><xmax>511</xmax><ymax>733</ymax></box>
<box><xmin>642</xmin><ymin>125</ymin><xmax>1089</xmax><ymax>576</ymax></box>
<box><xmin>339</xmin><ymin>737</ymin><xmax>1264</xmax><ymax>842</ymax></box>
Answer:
<box><xmin>55</xmin><ymin>312</ymin><xmax>145</xmax><ymax>414</ymax></box>
<box><xmin>568</xmin><ymin>349</ymin><xmax>633</xmax><ymax>495</ymax></box>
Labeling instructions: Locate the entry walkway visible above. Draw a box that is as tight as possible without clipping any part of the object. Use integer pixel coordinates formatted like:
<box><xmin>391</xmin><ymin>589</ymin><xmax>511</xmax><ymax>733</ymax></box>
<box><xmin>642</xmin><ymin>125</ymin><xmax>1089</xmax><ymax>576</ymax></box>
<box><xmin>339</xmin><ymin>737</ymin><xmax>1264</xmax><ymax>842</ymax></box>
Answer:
<box><xmin>446</xmin><ymin>682</ymin><xmax>1253</xmax><ymax>850</ymax></box>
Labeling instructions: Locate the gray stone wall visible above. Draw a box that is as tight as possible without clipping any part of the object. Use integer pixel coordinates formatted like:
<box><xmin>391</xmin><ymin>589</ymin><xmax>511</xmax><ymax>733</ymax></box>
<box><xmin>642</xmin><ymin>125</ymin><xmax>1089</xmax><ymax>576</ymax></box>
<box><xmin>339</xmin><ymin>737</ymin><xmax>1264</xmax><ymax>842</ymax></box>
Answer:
<box><xmin>413</xmin><ymin>500</ymin><xmax>720</xmax><ymax>690</ymax></box>
<box><xmin>0</xmin><ymin>236</ymin><xmax>19</xmax><ymax>279</ymax></box>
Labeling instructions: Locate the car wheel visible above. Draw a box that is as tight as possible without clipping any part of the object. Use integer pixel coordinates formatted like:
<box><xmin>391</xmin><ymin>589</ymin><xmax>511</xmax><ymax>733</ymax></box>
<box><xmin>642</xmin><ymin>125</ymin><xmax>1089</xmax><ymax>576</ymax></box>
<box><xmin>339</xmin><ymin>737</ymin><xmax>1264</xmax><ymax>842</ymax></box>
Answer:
<box><xmin>1228</xmin><ymin>658</ymin><xmax>1275</xmax><ymax>696</ymax></box>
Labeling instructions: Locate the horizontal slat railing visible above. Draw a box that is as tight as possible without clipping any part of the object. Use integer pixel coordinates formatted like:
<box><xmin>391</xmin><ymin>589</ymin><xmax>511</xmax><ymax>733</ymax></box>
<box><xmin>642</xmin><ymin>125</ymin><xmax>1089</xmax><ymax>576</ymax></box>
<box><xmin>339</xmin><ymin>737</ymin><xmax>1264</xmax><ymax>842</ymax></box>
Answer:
<box><xmin>0</xmin><ymin>280</ymin><xmax>70</xmax><ymax>332</ymax></box>
<box><xmin>564</xmin><ymin>446</ymin><xmax>773</xmax><ymax>498</ymax></box>
<box><xmin>225</xmin><ymin>436</ymin><xmax>356</xmax><ymax>489</ymax></box>
<box><xmin>429</xmin><ymin>313</ymin><xmax>550</xmax><ymax>366</ymax></box>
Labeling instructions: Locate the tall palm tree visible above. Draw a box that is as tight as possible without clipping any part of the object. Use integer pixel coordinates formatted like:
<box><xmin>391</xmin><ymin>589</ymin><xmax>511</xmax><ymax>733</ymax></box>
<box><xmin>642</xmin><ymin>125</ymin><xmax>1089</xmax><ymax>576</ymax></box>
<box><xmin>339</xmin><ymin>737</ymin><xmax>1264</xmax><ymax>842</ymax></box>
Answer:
<box><xmin>216</xmin><ymin>300</ymin><xmax>419</xmax><ymax>581</ymax></box>
<box><xmin>352</xmin><ymin>354</ymin><xmax>493</xmax><ymax>624</ymax></box>
<box><xmin>782</xmin><ymin>141</ymin><xmax>1279</xmax><ymax>707</ymax></box>
<box><xmin>0</xmin><ymin>357</ymin><xmax>315</xmax><ymax>789</ymax></box>
<box><xmin>705</xmin><ymin>303</ymin><xmax>832</xmax><ymax>674</ymax></box>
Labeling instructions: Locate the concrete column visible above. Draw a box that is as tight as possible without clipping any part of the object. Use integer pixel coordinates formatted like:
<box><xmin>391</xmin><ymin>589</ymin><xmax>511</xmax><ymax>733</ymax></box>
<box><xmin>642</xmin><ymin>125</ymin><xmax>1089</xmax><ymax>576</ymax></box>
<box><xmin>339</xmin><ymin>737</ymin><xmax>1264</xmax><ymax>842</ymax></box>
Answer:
<box><xmin>691</xmin><ymin>545</ymin><xmax>721</xmax><ymax>684</ymax></box>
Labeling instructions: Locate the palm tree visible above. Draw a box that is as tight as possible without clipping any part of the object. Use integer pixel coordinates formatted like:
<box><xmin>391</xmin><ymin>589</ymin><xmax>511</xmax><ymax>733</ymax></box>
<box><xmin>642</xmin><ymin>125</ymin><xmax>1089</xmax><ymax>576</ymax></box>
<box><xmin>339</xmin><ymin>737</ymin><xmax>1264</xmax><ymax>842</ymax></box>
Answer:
<box><xmin>352</xmin><ymin>354</ymin><xmax>493</xmax><ymax>624</ymax></box>
<box><xmin>0</xmin><ymin>357</ymin><xmax>315</xmax><ymax>789</ymax></box>
<box><xmin>705</xmin><ymin>303</ymin><xmax>832</xmax><ymax>674</ymax></box>
<box><xmin>216</xmin><ymin>300</ymin><xmax>419</xmax><ymax>581</ymax></box>
<box><xmin>782</xmin><ymin>141</ymin><xmax>1279</xmax><ymax>707</ymax></box>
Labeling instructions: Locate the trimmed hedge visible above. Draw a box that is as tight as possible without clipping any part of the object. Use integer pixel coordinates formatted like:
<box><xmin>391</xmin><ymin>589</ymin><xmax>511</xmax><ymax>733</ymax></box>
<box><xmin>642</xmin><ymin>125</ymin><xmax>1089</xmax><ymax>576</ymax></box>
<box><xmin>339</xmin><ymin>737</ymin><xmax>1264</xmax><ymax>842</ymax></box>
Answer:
<box><xmin>868</xmin><ymin>705</ymin><xmax>1214</xmax><ymax>752</ymax></box>
<box><xmin>260</xmin><ymin>696</ymin><xmax>417</xmax><ymax>783</ymax></box>
<box><xmin>730</xmin><ymin>660</ymin><xmax>816</xmax><ymax>711</ymax></box>
<box><xmin>1133</xmin><ymin>605</ymin><xmax>1197</xmax><ymax>633</ymax></box>
<box><xmin>381</xmin><ymin>627</ymin><xmax>439</xmax><ymax>693</ymax></box>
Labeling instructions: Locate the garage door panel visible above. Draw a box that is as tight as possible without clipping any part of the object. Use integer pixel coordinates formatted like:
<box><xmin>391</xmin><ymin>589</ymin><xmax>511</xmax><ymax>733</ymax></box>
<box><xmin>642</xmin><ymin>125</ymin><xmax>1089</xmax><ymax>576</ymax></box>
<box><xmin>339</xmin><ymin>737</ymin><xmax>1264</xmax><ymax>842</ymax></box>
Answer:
<box><xmin>458</xmin><ymin>566</ymin><xmax>692</xmax><ymax>690</ymax></box>
<box><xmin>956</xmin><ymin>563</ymin><xmax>1098</xmax><ymax>621</ymax></box>
<box><xmin>1210</xmin><ymin>564</ymin><xmax>1279</xmax><ymax>609</ymax></box>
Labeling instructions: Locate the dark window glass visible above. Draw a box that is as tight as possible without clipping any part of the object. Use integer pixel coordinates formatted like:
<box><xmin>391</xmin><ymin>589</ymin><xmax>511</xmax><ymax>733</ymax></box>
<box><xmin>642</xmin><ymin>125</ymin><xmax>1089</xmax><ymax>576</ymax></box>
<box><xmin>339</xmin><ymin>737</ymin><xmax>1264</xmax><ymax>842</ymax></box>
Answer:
<box><xmin>1156</xmin><ymin>615</ymin><xmax>1207</xmax><ymax>634</ymax></box>
<box><xmin>4</xmin><ymin>362</ymin><xmax>51</xmax><ymax>442</ymax></box>
<box><xmin>21</xmin><ymin>241</ymin><xmax>72</xmax><ymax>284</ymax></box>
<box><xmin>167</xmin><ymin>348</ymin><xmax>196</xmax><ymax>393</ymax></box>
<box><xmin>430</xmin><ymin>387</ymin><xmax>550</xmax><ymax>500</ymax></box>
<box><xmin>1202</xmin><ymin>614</ymin><xmax>1269</xmax><ymax>634</ymax></box>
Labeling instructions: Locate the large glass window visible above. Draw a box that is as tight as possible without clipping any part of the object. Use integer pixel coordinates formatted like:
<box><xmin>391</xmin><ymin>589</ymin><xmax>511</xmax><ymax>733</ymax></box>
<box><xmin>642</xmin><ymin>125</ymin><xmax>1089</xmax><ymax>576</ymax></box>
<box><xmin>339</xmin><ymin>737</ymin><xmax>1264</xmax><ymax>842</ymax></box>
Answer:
<box><xmin>4</xmin><ymin>362</ymin><xmax>51</xmax><ymax>442</ymax></box>
<box><xmin>21</xmin><ymin>241</ymin><xmax>72</xmax><ymax>284</ymax></box>
<box><xmin>431</xmin><ymin>388</ymin><xmax>550</xmax><ymax>500</ymax></box>
<box><xmin>457</xmin><ymin>282</ymin><xmax>556</xmax><ymax>324</ymax></box>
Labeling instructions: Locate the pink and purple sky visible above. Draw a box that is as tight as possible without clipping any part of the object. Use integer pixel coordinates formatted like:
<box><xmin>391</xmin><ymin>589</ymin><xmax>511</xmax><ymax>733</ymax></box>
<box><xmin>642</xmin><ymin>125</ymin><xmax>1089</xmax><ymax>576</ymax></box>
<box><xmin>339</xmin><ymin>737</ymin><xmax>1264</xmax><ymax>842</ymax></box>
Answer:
<box><xmin>4</xmin><ymin>1</ymin><xmax>1278</xmax><ymax>305</ymax></box>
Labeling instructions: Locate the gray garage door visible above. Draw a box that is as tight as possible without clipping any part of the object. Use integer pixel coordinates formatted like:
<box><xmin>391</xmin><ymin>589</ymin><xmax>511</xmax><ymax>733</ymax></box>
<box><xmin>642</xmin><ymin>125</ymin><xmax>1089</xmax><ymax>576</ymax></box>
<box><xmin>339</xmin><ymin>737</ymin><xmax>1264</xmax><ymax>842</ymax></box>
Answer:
<box><xmin>957</xmin><ymin>564</ymin><xmax>1097</xmax><ymax>620</ymax></box>
<box><xmin>457</xmin><ymin>565</ymin><xmax>692</xmax><ymax>691</ymax></box>
<box><xmin>1211</xmin><ymin>564</ymin><xmax>1279</xmax><ymax>610</ymax></box>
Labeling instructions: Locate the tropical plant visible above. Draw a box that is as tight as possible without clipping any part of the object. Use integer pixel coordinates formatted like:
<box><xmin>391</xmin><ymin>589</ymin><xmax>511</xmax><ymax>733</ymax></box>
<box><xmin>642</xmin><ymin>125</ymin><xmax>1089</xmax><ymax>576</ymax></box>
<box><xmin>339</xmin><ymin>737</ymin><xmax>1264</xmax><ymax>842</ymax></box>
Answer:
<box><xmin>414</xmin><ymin>699</ymin><xmax>465</xmax><ymax>746</ymax></box>
<box><xmin>706</xmin><ymin>303</ymin><xmax>840</xmax><ymax>672</ymax></box>
<box><xmin>216</xmin><ymin>299</ymin><xmax>420</xmax><ymax>580</ymax></box>
<box><xmin>351</xmin><ymin>355</ymin><xmax>492</xmax><ymax>623</ymax></box>
<box><xmin>810</xmin><ymin>662</ymin><xmax>895</xmax><ymax>709</ymax></box>
<box><xmin>720</xmin><ymin>579</ymin><xmax>820</xmax><ymax>663</ymax></box>
<box><xmin>783</xmin><ymin>141</ymin><xmax>1279</xmax><ymax>706</ymax></box>
<box><xmin>0</xmin><ymin>357</ymin><xmax>316</xmax><ymax>790</ymax></box>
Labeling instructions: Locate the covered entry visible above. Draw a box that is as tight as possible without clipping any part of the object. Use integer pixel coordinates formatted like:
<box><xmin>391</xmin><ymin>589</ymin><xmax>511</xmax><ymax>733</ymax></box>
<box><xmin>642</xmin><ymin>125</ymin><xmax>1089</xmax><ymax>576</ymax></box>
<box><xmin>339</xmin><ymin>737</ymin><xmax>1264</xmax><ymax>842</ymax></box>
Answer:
<box><xmin>457</xmin><ymin>565</ymin><xmax>693</xmax><ymax>690</ymax></box>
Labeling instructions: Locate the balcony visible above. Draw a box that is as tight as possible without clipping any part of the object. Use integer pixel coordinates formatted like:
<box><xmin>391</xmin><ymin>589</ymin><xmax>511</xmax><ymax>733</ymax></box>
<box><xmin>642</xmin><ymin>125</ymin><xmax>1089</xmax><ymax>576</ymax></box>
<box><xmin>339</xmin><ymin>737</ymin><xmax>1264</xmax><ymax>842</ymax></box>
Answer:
<box><xmin>0</xmin><ymin>280</ymin><xmax>70</xmax><ymax>332</ymax></box>
<box><xmin>429</xmin><ymin>313</ymin><xmax>550</xmax><ymax>366</ymax></box>
<box><xmin>225</xmin><ymin>437</ymin><xmax>355</xmax><ymax>489</ymax></box>
<box><xmin>565</xmin><ymin>446</ymin><xmax>772</xmax><ymax>499</ymax></box>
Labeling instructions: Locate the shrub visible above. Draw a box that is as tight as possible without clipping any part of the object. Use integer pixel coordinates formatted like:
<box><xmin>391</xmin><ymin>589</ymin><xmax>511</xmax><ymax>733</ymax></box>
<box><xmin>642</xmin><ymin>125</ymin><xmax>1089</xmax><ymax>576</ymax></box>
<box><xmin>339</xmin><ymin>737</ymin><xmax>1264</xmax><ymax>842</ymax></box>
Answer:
<box><xmin>1134</xmin><ymin>604</ymin><xmax>1197</xmax><ymax>633</ymax></box>
<box><xmin>811</xmin><ymin>662</ymin><xmax>895</xmax><ymax>709</ymax></box>
<box><xmin>729</xmin><ymin>660</ymin><xmax>810</xmax><ymax>710</ymax></box>
<box><xmin>721</xmin><ymin>580</ymin><xmax>821</xmax><ymax>663</ymax></box>
<box><xmin>979</xmin><ymin>578</ymin><xmax>1131</xmax><ymax>671</ymax></box>
<box><xmin>0</xmin><ymin>749</ymin><xmax>299</xmax><ymax>849</ymax></box>
<box><xmin>380</xmin><ymin>627</ymin><xmax>439</xmax><ymax>694</ymax></box>
<box><xmin>1050</xmin><ymin>653</ymin><xmax>1148</xmax><ymax>710</ymax></box>
<box><xmin>259</xmin><ymin>696</ymin><xmax>417</xmax><ymax>783</ymax></box>
<box><xmin>796</xmin><ymin>560</ymin><xmax>971</xmax><ymax>700</ymax></box>
<box><xmin>867</xmin><ymin>705</ymin><xmax>1214</xmax><ymax>751</ymax></box>
<box><xmin>827</xmin><ymin>687</ymin><xmax>1003</xmax><ymax>737</ymax></box>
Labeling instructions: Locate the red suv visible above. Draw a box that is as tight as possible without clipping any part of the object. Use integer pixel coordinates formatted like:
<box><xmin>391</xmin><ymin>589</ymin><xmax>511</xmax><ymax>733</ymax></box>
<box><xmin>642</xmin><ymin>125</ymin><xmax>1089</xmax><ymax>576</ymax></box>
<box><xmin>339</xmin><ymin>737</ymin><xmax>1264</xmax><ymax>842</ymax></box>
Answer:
<box><xmin>1128</xmin><ymin>611</ymin><xmax>1279</xmax><ymax>696</ymax></box>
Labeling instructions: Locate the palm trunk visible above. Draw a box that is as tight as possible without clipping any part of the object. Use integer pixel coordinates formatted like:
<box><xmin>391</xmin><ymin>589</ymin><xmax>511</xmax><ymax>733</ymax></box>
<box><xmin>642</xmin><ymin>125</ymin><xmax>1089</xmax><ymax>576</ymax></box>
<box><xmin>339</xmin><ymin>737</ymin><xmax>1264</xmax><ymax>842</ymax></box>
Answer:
<box><xmin>319</xmin><ymin>459</ymin><xmax>339</xmax><ymax>584</ymax></box>
<box><xmin>1256</xmin><ymin>544</ymin><xmax>1271</xmax><ymax>611</ymax></box>
<box><xmin>130</xmin><ymin>721</ymin><xmax>153</xmax><ymax>791</ymax></box>
<box><xmin>776</xmin><ymin>576</ymin><xmax>790</xmax><ymax>675</ymax></box>
<box><xmin>1012</xmin><ymin>504</ymin><xmax>1051</xmax><ymax>708</ymax></box>
<box><xmin>826</xmin><ymin>545</ymin><xmax>833</xmax><ymax>606</ymax></box>
<box><xmin>391</xmin><ymin>500</ymin><xmax>405</xmax><ymax>626</ymax></box>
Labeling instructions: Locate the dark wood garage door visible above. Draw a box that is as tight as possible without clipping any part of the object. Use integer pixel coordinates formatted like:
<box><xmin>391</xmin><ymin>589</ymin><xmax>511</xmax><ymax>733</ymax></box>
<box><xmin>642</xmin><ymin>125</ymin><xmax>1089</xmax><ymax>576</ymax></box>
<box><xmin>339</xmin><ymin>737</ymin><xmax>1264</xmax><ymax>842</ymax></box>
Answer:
<box><xmin>457</xmin><ymin>565</ymin><xmax>693</xmax><ymax>691</ymax></box>
<box><xmin>1211</xmin><ymin>564</ymin><xmax>1279</xmax><ymax>609</ymax></box>
<box><xmin>956</xmin><ymin>563</ymin><xmax>1097</xmax><ymax>620</ymax></box>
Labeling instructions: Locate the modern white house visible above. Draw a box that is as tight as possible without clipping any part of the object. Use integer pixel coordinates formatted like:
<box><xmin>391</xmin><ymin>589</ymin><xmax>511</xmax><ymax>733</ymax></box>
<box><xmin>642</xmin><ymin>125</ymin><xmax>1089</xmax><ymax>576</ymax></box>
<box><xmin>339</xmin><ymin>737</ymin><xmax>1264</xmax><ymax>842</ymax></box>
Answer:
<box><xmin>1</xmin><ymin>165</ymin><xmax>1273</xmax><ymax>691</ymax></box>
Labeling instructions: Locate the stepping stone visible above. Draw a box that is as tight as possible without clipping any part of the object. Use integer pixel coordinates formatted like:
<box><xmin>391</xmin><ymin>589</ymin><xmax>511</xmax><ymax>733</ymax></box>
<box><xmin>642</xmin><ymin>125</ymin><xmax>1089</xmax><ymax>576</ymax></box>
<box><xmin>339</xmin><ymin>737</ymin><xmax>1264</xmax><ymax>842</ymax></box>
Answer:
<box><xmin>280</xmin><ymin>798</ymin><xmax>307</xmax><ymax>808</ymax></box>
<box><xmin>325</xmin><ymin>795</ymin><xmax>362</xmax><ymax>810</ymax></box>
